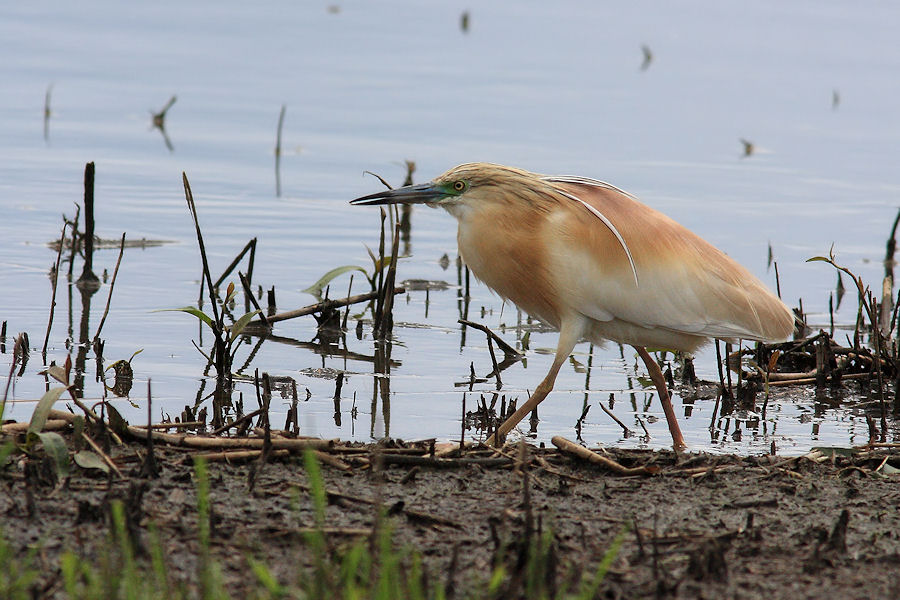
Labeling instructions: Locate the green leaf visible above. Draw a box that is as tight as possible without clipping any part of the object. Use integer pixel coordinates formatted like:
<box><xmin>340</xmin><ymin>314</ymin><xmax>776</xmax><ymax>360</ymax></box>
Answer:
<box><xmin>230</xmin><ymin>309</ymin><xmax>262</xmax><ymax>340</ymax></box>
<box><xmin>30</xmin><ymin>431</ymin><xmax>70</xmax><ymax>477</ymax></box>
<box><xmin>374</xmin><ymin>255</ymin><xmax>393</xmax><ymax>274</ymax></box>
<box><xmin>74</xmin><ymin>450</ymin><xmax>110</xmax><ymax>474</ymax></box>
<box><xmin>301</xmin><ymin>265</ymin><xmax>368</xmax><ymax>298</ymax></box>
<box><xmin>0</xmin><ymin>441</ymin><xmax>15</xmax><ymax>468</ymax></box>
<box><xmin>106</xmin><ymin>403</ymin><xmax>130</xmax><ymax>438</ymax></box>
<box><xmin>806</xmin><ymin>256</ymin><xmax>832</xmax><ymax>263</ymax></box>
<box><xmin>156</xmin><ymin>306</ymin><xmax>216</xmax><ymax>330</ymax></box>
<box><xmin>27</xmin><ymin>386</ymin><xmax>69</xmax><ymax>437</ymax></box>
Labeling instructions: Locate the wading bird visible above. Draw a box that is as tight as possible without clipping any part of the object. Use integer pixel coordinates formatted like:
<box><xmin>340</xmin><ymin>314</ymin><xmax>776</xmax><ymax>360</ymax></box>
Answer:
<box><xmin>351</xmin><ymin>163</ymin><xmax>794</xmax><ymax>449</ymax></box>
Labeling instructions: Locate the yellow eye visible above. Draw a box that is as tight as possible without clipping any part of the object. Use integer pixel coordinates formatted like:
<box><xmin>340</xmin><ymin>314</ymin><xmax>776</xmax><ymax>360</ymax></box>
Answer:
<box><xmin>453</xmin><ymin>181</ymin><xmax>466</xmax><ymax>192</ymax></box>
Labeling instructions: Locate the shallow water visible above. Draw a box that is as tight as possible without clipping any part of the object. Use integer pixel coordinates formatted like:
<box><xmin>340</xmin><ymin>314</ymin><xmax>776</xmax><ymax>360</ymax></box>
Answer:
<box><xmin>2</xmin><ymin>1</ymin><xmax>899</xmax><ymax>454</ymax></box>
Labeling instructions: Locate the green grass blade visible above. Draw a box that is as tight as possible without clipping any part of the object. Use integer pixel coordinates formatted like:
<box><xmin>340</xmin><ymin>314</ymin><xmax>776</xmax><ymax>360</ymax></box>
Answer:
<box><xmin>26</xmin><ymin>386</ymin><xmax>69</xmax><ymax>437</ymax></box>
<box><xmin>302</xmin><ymin>265</ymin><xmax>368</xmax><ymax>298</ymax></box>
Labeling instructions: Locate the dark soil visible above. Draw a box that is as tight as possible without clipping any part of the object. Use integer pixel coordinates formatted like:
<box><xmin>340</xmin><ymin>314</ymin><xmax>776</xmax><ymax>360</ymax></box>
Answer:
<box><xmin>3</xmin><ymin>431</ymin><xmax>900</xmax><ymax>599</ymax></box>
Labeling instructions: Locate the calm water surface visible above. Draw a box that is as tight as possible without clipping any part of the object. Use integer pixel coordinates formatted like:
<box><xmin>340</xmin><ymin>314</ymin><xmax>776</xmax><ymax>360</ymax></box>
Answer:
<box><xmin>2</xmin><ymin>1</ymin><xmax>899</xmax><ymax>454</ymax></box>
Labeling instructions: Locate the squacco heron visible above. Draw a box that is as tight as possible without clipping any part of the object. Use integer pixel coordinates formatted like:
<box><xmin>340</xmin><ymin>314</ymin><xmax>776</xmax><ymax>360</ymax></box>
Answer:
<box><xmin>351</xmin><ymin>163</ymin><xmax>794</xmax><ymax>449</ymax></box>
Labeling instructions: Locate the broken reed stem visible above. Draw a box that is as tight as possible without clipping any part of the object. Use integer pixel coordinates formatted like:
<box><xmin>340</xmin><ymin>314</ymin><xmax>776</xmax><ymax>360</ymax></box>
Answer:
<box><xmin>77</xmin><ymin>162</ymin><xmax>100</xmax><ymax>287</ymax></box>
<box><xmin>66</xmin><ymin>203</ymin><xmax>80</xmax><ymax>280</ymax></box>
<box><xmin>864</xmin><ymin>290</ymin><xmax>887</xmax><ymax>437</ymax></box>
<box><xmin>714</xmin><ymin>340</ymin><xmax>726</xmax><ymax>395</ymax></box>
<box><xmin>274</xmin><ymin>104</ymin><xmax>286</xmax><ymax>198</ymax></box>
<box><xmin>599</xmin><ymin>393</ymin><xmax>633</xmax><ymax>435</ymax></box>
<box><xmin>884</xmin><ymin>207</ymin><xmax>900</xmax><ymax>280</ymax></box>
<box><xmin>375</xmin><ymin>216</ymin><xmax>401</xmax><ymax>339</ymax></box>
<box><xmin>238</xmin><ymin>271</ymin><xmax>268</xmax><ymax>327</ymax></box>
<box><xmin>42</xmin><ymin>223</ymin><xmax>68</xmax><ymax>360</ymax></box>
<box><xmin>486</xmin><ymin>333</ymin><xmax>502</xmax><ymax>389</ymax></box>
<box><xmin>92</xmin><ymin>232</ymin><xmax>126</xmax><ymax>345</ymax></box>
<box><xmin>460</xmin><ymin>392</ymin><xmax>467</xmax><ymax>452</ymax></box>
<box><xmin>213</xmin><ymin>237</ymin><xmax>257</xmax><ymax>290</ymax></box>
<box><xmin>458</xmin><ymin>319</ymin><xmax>523</xmax><ymax>358</ymax></box>
<box><xmin>725</xmin><ymin>342</ymin><xmax>734</xmax><ymax>397</ymax></box>
<box><xmin>275</xmin><ymin>105</ymin><xmax>286</xmax><ymax>158</ymax></box>
<box><xmin>248</xmin><ymin>287</ymin><xmax>405</xmax><ymax>327</ymax></box>
<box><xmin>209</xmin><ymin>407</ymin><xmax>265</xmax><ymax>436</ymax></box>
<box><xmin>374</xmin><ymin>209</ymin><xmax>387</xmax><ymax>328</ymax></box>
<box><xmin>342</xmin><ymin>274</ymin><xmax>354</xmax><ymax>330</ymax></box>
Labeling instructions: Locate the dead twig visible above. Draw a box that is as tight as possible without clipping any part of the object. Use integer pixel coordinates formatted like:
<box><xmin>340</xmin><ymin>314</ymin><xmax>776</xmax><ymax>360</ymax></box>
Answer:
<box><xmin>124</xmin><ymin>426</ymin><xmax>334</xmax><ymax>451</ymax></box>
<box><xmin>81</xmin><ymin>432</ymin><xmax>125</xmax><ymax>479</ymax></box>
<box><xmin>193</xmin><ymin>449</ymin><xmax>291</xmax><ymax>463</ymax></box>
<box><xmin>247</xmin><ymin>287</ymin><xmax>406</xmax><ymax>328</ymax></box>
<box><xmin>458</xmin><ymin>319</ymin><xmax>524</xmax><ymax>358</ymax></box>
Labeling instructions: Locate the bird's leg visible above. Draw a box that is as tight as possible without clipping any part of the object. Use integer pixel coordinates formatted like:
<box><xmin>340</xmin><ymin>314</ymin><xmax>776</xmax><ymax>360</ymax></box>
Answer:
<box><xmin>485</xmin><ymin>356</ymin><xmax>563</xmax><ymax>447</ymax></box>
<box><xmin>485</xmin><ymin>318</ymin><xmax>584</xmax><ymax>447</ymax></box>
<box><xmin>634</xmin><ymin>346</ymin><xmax>686</xmax><ymax>451</ymax></box>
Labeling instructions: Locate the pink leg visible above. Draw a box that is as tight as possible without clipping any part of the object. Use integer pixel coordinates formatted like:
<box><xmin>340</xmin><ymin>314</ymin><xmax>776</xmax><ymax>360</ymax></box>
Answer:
<box><xmin>635</xmin><ymin>346</ymin><xmax>686</xmax><ymax>451</ymax></box>
<box><xmin>485</xmin><ymin>318</ymin><xmax>584</xmax><ymax>447</ymax></box>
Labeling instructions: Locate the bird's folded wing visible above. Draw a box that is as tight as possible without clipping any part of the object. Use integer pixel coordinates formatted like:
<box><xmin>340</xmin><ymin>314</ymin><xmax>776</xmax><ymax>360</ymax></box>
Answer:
<box><xmin>545</xmin><ymin>178</ymin><xmax>792</xmax><ymax>342</ymax></box>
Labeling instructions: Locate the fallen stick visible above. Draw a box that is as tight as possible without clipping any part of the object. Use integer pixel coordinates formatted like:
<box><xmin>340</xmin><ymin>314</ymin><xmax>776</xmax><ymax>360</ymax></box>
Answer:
<box><xmin>372</xmin><ymin>453</ymin><xmax>512</xmax><ymax>469</ymax></box>
<box><xmin>132</xmin><ymin>421</ymin><xmax>207</xmax><ymax>431</ymax></box>
<box><xmin>48</xmin><ymin>409</ymin><xmax>78</xmax><ymax>423</ymax></box>
<box><xmin>313</xmin><ymin>450</ymin><xmax>352</xmax><ymax>471</ymax></box>
<box><xmin>125</xmin><ymin>425</ymin><xmax>335</xmax><ymax>450</ymax></box>
<box><xmin>551</xmin><ymin>436</ymin><xmax>658</xmax><ymax>475</ymax></box>
<box><xmin>766</xmin><ymin>372</ymin><xmax>871</xmax><ymax>387</ymax></box>
<box><xmin>209</xmin><ymin>408</ymin><xmax>264</xmax><ymax>435</ymax></box>
<box><xmin>1</xmin><ymin>419</ymin><xmax>69</xmax><ymax>435</ymax></box>
<box><xmin>81</xmin><ymin>432</ymin><xmax>125</xmax><ymax>479</ymax></box>
<box><xmin>193</xmin><ymin>449</ymin><xmax>291</xmax><ymax>463</ymax></box>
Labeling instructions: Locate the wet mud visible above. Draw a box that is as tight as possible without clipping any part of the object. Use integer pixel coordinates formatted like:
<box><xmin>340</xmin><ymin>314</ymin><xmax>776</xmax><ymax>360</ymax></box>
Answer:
<box><xmin>3</xmin><ymin>432</ymin><xmax>900</xmax><ymax>599</ymax></box>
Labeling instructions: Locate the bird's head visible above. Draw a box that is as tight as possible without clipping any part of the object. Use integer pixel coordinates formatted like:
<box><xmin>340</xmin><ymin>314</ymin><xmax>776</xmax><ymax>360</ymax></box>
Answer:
<box><xmin>350</xmin><ymin>163</ymin><xmax>544</xmax><ymax>217</ymax></box>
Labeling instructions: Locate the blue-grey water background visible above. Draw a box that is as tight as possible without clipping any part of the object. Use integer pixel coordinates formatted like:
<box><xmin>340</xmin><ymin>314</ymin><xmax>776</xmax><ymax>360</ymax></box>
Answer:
<box><xmin>2</xmin><ymin>1</ymin><xmax>899</xmax><ymax>454</ymax></box>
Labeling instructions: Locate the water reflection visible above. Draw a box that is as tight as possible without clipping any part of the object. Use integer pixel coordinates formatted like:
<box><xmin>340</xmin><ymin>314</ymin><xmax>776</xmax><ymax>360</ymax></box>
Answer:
<box><xmin>150</xmin><ymin>95</ymin><xmax>177</xmax><ymax>152</ymax></box>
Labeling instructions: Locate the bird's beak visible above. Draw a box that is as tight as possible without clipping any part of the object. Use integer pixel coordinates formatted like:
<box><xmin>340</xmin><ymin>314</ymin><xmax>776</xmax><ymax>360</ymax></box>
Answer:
<box><xmin>350</xmin><ymin>183</ymin><xmax>444</xmax><ymax>206</ymax></box>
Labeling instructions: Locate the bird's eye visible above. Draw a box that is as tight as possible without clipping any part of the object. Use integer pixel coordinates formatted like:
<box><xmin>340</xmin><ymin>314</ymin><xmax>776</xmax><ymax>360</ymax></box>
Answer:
<box><xmin>453</xmin><ymin>180</ymin><xmax>467</xmax><ymax>192</ymax></box>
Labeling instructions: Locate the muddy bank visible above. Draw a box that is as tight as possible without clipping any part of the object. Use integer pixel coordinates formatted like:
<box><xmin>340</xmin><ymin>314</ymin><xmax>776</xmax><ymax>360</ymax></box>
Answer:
<box><xmin>3</xmin><ymin>432</ymin><xmax>900</xmax><ymax>599</ymax></box>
